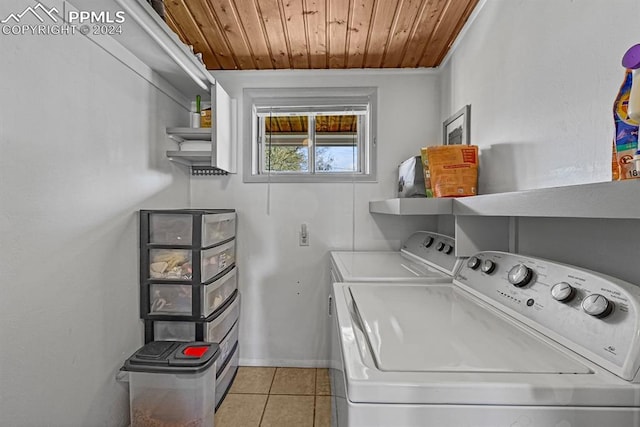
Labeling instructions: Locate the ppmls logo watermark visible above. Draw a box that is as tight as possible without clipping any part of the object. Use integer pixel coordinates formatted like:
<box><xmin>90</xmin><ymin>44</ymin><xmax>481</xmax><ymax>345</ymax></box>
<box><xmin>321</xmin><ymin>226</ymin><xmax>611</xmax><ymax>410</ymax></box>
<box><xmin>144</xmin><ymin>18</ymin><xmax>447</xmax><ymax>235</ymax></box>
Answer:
<box><xmin>1</xmin><ymin>1</ymin><xmax>125</xmax><ymax>36</ymax></box>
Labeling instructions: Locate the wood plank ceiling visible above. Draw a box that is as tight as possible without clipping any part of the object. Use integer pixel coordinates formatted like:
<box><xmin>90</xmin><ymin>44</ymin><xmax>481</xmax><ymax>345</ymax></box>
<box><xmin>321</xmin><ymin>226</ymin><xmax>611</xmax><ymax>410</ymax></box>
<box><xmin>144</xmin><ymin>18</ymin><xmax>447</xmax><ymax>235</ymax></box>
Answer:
<box><xmin>164</xmin><ymin>0</ymin><xmax>480</xmax><ymax>70</ymax></box>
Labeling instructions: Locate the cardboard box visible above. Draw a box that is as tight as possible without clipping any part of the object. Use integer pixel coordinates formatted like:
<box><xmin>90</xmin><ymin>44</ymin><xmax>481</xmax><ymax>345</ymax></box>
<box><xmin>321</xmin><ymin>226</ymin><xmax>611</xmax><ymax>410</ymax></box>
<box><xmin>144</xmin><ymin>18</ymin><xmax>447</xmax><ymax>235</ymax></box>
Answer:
<box><xmin>426</xmin><ymin>145</ymin><xmax>478</xmax><ymax>197</ymax></box>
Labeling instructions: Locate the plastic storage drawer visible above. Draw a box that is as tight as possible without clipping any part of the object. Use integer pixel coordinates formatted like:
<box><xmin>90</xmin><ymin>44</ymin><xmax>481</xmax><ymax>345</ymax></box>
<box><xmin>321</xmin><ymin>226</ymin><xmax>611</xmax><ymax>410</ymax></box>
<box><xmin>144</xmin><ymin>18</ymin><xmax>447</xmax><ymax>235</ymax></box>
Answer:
<box><xmin>146</xmin><ymin>210</ymin><xmax>236</xmax><ymax>247</ymax></box>
<box><xmin>147</xmin><ymin>240</ymin><xmax>235</xmax><ymax>283</ymax></box>
<box><xmin>216</xmin><ymin>344</ymin><xmax>239</xmax><ymax>409</ymax></box>
<box><xmin>202</xmin><ymin>240</ymin><xmax>236</xmax><ymax>282</ymax></box>
<box><xmin>148</xmin><ymin>267</ymin><xmax>238</xmax><ymax>318</ymax></box>
<box><xmin>150</xmin><ymin>292</ymin><xmax>240</xmax><ymax>342</ymax></box>
<box><xmin>217</xmin><ymin>321</ymin><xmax>239</xmax><ymax>374</ymax></box>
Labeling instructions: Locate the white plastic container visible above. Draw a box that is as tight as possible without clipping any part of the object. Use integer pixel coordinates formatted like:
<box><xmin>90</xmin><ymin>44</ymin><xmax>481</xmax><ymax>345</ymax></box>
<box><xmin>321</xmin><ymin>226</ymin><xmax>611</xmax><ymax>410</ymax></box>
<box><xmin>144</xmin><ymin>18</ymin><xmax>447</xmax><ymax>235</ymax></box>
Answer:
<box><xmin>123</xmin><ymin>341</ymin><xmax>219</xmax><ymax>427</ymax></box>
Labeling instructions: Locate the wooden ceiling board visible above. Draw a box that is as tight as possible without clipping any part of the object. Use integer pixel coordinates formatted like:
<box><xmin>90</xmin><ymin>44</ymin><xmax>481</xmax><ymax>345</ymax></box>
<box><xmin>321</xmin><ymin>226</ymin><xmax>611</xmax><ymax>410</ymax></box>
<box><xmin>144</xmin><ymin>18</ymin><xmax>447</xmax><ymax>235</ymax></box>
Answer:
<box><xmin>231</xmin><ymin>0</ymin><xmax>274</xmax><ymax>69</ymax></box>
<box><xmin>165</xmin><ymin>0</ymin><xmax>221</xmax><ymax>69</ymax></box>
<box><xmin>328</xmin><ymin>0</ymin><xmax>351</xmax><ymax>68</ymax></box>
<box><xmin>164</xmin><ymin>0</ymin><xmax>481</xmax><ymax>70</ymax></box>
<box><xmin>256</xmin><ymin>0</ymin><xmax>292</xmax><ymax>68</ymax></box>
<box><xmin>281</xmin><ymin>0</ymin><xmax>311</xmax><ymax>69</ymax></box>
<box><xmin>345</xmin><ymin>0</ymin><xmax>375</xmax><ymax>68</ymax></box>
<box><xmin>303</xmin><ymin>0</ymin><xmax>328</xmax><ymax>68</ymax></box>
<box><xmin>382</xmin><ymin>0</ymin><xmax>427</xmax><ymax>68</ymax></box>
<box><xmin>418</xmin><ymin>0</ymin><xmax>478</xmax><ymax>67</ymax></box>
<box><xmin>363</xmin><ymin>0</ymin><xmax>400</xmax><ymax>68</ymax></box>
<box><xmin>399</xmin><ymin>0</ymin><xmax>448</xmax><ymax>67</ymax></box>
<box><xmin>205</xmin><ymin>0</ymin><xmax>257</xmax><ymax>69</ymax></box>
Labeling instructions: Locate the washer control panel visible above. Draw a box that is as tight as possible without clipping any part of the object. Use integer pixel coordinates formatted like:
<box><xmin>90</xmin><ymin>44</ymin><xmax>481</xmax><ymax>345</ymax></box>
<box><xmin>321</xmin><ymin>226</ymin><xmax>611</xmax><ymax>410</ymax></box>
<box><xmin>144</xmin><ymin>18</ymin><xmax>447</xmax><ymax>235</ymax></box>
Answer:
<box><xmin>455</xmin><ymin>251</ymin><xmax>640</xmax><ymax>381</ymax></box>
<box><xmin>401</xmin><ymin>231</ymin><xmax>463</xmax><ymax>275</ymax></box>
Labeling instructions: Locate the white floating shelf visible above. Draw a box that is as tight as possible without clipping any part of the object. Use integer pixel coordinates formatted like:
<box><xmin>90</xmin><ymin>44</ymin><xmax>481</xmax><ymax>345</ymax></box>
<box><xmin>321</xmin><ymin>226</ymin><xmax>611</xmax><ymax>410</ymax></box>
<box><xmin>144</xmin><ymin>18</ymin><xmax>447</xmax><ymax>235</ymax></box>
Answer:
<box><xmin>369</xmin><ymin>198</ymin><xmax>453</xmax><ymax>215</ymax></box>
<box><xmin>453</xmin><ymin>180</ymin><xmax>640</xmax><ymax>219</ymax></box>
<box><xmin>166</xmin><ymin>150</ymin><xmax>212</xmax><ymax>167</ymax></box>
<box><xmin>370</xmin><ymin>181</ymin><xmax>640</xmax><ymax>220</ymax></box>
<box><xmin>166</xmin><ymin>127</ymin><xmax>212</xmax><ymax>143</ymax></box>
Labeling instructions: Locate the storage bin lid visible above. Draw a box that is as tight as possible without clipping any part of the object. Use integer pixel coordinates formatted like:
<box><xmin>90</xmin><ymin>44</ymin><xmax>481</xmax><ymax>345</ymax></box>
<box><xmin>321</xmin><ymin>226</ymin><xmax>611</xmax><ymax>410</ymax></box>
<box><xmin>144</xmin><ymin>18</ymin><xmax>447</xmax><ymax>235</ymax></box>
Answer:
<box><xmin>123</xmin><ymin>341</ymin><xmax>219</xmax><ymax>374</ymax></box>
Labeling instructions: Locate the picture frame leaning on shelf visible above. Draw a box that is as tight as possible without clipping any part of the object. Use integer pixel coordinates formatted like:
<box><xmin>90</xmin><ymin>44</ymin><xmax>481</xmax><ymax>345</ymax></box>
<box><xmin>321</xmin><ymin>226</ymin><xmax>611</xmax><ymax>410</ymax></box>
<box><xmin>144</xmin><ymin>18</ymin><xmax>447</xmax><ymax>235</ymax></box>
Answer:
<box><xmin>442</xmin><ymin>105</ymin><xmax>471</xmax><ymax>145</ymax></box>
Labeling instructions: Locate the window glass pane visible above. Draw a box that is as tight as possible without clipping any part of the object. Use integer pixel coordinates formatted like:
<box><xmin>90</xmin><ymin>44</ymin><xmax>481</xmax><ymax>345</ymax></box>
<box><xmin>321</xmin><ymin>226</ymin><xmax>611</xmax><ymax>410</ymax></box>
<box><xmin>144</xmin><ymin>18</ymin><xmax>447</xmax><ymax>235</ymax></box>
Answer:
<box><xmin>263</xmin><ymin>116</ymin><xmax>309</xmax><ymax>173</ymax></box>
<box><xmin>315</xmin><ymin>115</ymin><xmax>358</xmax><ymax>172</ymax></box>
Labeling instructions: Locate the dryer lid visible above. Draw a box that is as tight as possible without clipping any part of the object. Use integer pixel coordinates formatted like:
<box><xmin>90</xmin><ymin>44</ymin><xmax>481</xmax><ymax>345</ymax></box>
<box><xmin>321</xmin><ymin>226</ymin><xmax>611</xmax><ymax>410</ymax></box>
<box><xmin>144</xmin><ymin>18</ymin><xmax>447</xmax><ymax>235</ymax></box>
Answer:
<box><xmin>349</xmin><ymin>285</ymin><xmax>591</xmax><ymax>374</ymax></box>
<box><xmin>331</xmin><ymin>251</ymin><xmax>448</xmax><ymax>282</ymax></box>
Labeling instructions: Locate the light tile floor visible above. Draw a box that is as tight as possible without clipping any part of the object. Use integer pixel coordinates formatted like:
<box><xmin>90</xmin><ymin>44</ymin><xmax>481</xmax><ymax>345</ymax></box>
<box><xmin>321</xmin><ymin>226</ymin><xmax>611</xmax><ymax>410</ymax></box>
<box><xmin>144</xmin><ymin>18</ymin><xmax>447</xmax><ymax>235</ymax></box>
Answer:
<box><xmin>215</xmin><ymin>367</ymin><xmax>331</xmax><ymax>427</ymax></box>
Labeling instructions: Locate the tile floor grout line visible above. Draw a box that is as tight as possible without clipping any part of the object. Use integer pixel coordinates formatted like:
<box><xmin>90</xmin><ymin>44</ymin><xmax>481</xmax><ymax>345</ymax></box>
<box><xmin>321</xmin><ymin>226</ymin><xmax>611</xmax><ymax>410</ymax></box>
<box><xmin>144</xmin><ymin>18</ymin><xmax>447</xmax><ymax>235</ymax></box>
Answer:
<box><xmin>313</xmin><ymin>368</ymin><xmax>318</xmax><ymax>427</ymax></box>
<box><xmin>257</xmin><ymin>367</ymin><xmax>278</xmax><ymax>427</ymax></box>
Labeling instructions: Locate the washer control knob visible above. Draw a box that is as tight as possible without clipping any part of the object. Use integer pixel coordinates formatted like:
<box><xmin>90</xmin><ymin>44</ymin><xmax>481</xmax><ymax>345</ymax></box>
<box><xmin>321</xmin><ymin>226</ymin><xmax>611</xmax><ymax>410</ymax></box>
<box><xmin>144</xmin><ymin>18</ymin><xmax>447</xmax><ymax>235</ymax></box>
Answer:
<box><xmin>467</xmin><ymin>257</ymin><xmax>481</xmax><ymax>270</ymax></box>
<box><xmin>443</xmin><ymin>244</ymin><xmax>453</xmax><ymax>255</ymax></box>
<box><xmin>436</xmin><ymin>242</ymin><xmax>445</xmax><ymax>252</ymax></box>
<box><xmin>582</xmin><ymin>294</ymin><xmax>614</xmax><ymax>318</ymax></box>
<box><xmin>551</xmin><ymin>282</ymin><xmax>575</xmax><ymax>302</ymax></box>
<box><xmin>507</xmin><ymin>264</ymin><xmax>533</xmax><ymax>287</ymax></box>
<box><xmin>481</xmin><ymin>259</ymin><xmax>496</xmax><ymax>274</ymax></box>
<box><xmin>423</xmin><ymin>236</ymin><xmax>434</xmax><ymax>248</ymax></box>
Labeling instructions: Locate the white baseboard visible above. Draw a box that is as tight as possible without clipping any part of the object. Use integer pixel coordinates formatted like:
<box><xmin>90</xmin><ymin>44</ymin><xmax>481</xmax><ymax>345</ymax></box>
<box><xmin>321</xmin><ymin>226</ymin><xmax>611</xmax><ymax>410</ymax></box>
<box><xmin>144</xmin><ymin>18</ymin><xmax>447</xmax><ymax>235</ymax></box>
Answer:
<box><xmin>239</xmin><ymin>358</ymin><xmax>331</xmax><ymax>369</ymax></box>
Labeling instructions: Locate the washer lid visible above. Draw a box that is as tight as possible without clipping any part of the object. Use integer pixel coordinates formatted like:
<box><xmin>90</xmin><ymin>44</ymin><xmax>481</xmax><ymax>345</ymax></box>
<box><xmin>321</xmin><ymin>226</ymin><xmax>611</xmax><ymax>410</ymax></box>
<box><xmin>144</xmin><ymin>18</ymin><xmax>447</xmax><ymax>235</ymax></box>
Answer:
<box><xmin>331</xmin><ymin>251</ymin><xmax>448</xmax><ymax>282</ymax></box>
<box><xmin>349</xmin><ymin>285</ymin><xmax>591</xmax><ymax>374</ymax></box>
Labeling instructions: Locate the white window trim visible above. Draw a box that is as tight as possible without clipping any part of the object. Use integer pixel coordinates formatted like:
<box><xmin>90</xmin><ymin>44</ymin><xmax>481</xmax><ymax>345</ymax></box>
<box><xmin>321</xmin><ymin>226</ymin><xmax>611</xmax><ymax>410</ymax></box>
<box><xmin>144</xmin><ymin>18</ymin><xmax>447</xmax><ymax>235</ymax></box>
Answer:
<box><xmin>243</xmin><ymin>87</ymin><xmax>377</xmax><ymax>183</ymax></box>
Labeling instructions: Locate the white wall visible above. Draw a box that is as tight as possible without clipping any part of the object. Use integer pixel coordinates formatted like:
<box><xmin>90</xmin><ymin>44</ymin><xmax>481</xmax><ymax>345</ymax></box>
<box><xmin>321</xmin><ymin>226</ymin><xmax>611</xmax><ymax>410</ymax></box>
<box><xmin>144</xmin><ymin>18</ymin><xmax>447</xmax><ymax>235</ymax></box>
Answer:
<box><xmin>442</xmin><ymin>0</ymin><xmax>640</xmax><ymax>285</ymax></box>
<box><xmin>442</xmin><ymin>0</ymin><xmax>640</xmax><ymax>194</ymax></box>
<box><xmin>0</xmin><ymin>9</ymin><xmax>191</xmax><ymax>427</ymax></box>
<box><xmin>191</xmin><ymin>70</ymin><xmax>439</xmax><ymax>366</ymax></box>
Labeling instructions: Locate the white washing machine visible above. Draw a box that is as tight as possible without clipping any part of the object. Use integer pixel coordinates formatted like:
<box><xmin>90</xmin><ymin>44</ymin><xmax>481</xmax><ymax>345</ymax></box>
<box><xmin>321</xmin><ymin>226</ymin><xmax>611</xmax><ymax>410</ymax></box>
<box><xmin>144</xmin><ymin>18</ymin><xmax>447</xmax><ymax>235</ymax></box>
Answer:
<box><xmin>331</xmin><ymin>251</ymin><xmax>640</xmax><ymax>426</ymax></box>
<box><xmin>329</xmin><ymin>231</ymin><xmax>465</xmax><ymax>426</ymax></box>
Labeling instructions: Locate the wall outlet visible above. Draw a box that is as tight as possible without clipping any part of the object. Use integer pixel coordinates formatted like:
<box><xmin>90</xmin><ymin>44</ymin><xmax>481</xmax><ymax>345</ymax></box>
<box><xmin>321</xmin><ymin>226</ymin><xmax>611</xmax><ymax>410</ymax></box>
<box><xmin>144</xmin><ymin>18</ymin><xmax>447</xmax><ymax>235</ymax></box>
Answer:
<box><xmin>299</xmin><ymin>223</ymin><xmax>309</xmax><ymax>246</ymax></box>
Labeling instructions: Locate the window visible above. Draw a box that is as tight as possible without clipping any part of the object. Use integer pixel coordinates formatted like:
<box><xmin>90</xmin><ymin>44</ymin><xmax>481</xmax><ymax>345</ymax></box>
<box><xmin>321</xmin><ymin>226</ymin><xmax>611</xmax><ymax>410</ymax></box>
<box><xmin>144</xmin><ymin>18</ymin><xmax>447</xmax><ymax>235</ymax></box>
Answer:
<box><xmin>244</xmin><ymin>88</ymin><xmax>376</xmax><ymax>182</ymax></box>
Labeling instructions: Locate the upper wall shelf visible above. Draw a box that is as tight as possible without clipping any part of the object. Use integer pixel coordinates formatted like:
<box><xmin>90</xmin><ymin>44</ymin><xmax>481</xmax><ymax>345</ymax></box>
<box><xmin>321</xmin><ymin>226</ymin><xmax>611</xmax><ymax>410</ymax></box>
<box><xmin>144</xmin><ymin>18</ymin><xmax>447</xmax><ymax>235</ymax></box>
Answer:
<box><xmin>369</xmin><ymin>198</ymin><xmax>453</xmax><ymax>215</ymax></box>
<box><xmin>370</xmin><ymin>180</ymin><xmax>640</xmax><ymax>219</ymax></box>
<box><xmin>106</xmin><ymin>0</ymin><xmax>215</xmax><ymax>98</ymax></box>
<box><xmin>166</xmin><ymin>127</ymin><xmax>212</xmax><ymax>143</ymax></box>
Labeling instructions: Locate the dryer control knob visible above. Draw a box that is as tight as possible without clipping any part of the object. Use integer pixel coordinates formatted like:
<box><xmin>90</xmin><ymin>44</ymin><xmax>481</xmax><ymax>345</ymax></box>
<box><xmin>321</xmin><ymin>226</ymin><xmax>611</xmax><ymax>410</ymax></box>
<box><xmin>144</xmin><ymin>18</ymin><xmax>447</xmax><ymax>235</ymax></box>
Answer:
<box><xmin>481</xmin><ymin>259</ymin><xmax>496</xmax><ymax>274</ymax></box>
<box><xmin>436</xmin><ymin>242</ymin><xmax>445</xmax><ymax>252</ymax></box>
<box><xmin>423</xmin><ymin>236</ymin><xmax>434</xmax><ymax>248</ymax></box>
<box><xmin>467</xmin><ymin>257</ymin><xmax>481</xmax><ymax>270</ymax></box>
<box><xmin>508</xmin><ymin>264</ymin><xmax>533</xmax><ymax>287</ymax></box>
<box><xmin>551</xmin><ymin>282</ymin><xmax>575</xmax><ymax>302</ymax></box>
<box><xmin>443</xmin><ymin>244</ymin><xmax>453</xmax><ymax>255</ymax></box>
<box><xmin>582</xmin><ymin>294</ymin><xmax>614</xmax><ymax>318</ymax></box>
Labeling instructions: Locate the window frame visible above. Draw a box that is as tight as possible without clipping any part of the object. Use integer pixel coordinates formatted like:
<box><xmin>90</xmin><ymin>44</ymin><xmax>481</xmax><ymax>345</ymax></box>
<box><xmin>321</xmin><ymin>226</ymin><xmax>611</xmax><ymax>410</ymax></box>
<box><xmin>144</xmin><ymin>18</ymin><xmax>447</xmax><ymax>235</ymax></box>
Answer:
<box><xmin>243</xmin><ymin>87</ymin><xmax>377</xmax><ymax>183</ymax></box>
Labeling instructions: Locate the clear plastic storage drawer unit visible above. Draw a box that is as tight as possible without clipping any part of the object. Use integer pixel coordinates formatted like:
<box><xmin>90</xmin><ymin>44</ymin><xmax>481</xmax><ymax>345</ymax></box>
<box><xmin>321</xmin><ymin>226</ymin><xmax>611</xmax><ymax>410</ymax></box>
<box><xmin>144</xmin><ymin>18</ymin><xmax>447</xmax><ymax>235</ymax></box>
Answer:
<box><xmin>149</xmin><ymin>267</ymin><xmax>238</xmax><ymax>318</ymax></box>
<box><xmin>122</xmin><ymin>341</ymin><xmax>219</xmax><ymax>427</ymax></box>
<box><xmin>146</xmin><ymin>210</ymin><xmax>236</xmax><ymax>247</ymax></box>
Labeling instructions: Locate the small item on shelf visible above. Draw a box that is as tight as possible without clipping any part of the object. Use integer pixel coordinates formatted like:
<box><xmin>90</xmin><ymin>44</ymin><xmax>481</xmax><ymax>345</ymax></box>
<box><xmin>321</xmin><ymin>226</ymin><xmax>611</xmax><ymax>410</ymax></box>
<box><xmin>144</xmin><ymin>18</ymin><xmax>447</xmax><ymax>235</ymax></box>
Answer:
<box><xmin>420</xmin><ymin>148</ymin><xmax>434</xmax><ymax>198</ymax></box>
<box><xmin>426</xmin><ymin>145</ymin><xmax>478</xmax><ymax>197</ymax></box>
<box><xmin>397</xmin><ymin>156</ymin><xmax>426</xmax><ymax>198</ymax></box>
<box><xmin>191</xmin><ymin>95</ymin><xmax>202</xmax><ymax>128</ymax></box>
<box><xmin>623</xmin><ymin>44</ymin><xmax>640</xmax><ymax>123</ymax></box>
<box><xmin>612</xmin><ymin>67</ymin><xmax>639</xmax><ymax>180</ymax></box>
<box><xmin>200</xmin><ymin>108</ymin><xmax>212</xmax><ymax>128</ymax></box>
<box><xmin>146</xmin><ymin>0</ymin><xmax>165</xmax><ymax>20</ymax></box>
